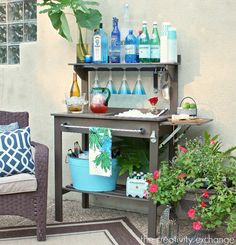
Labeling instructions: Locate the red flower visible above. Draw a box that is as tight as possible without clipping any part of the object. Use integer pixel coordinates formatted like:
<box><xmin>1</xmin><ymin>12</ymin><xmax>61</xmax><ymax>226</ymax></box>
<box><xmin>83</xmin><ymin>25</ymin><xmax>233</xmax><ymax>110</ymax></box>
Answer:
<box><xmin>178</xmin><ymin>145</ymin><xmax>187</xmax><ymax>153</ymax></box>
<box><xmin>146</xmin><ymin>179</ymin><xmax>152</xmax><ymax>184</ymax></box>
<box><xmin>187</xmin><ymin>208</ymin><xmax>195</xmax><ymax>218</ymax></box>
<box><xmin>149</xmin><ymin>184</ymin><xmax>158</xmax><ymax>193</ymax></box>
<box><xmin>193</xmin><ymin>221</ymin><xmax>202</xmax><ymax>231</ymax></box>
<box><xmin>210</xmin><ymin>140</ymin><xmax>216</xmax><ymax>145</ymax></box>
<box><xmin>201</xmin><ymin>201</ymin><xmax>207</xmax><ymax>208</ymax></box>
<box><xmin>153</xmin><ymin>170</ymin><xmax>159</xmax><ymax>179</ymax></box>
<box><xmin>148</xmin><ymin>97</ymin><xmax>158</xmax><ymax>105</ymax></box>
<box><xmin>177</xmin><ymin>173</ymin><xmax>187</xmax><ymax>179</ymax></box>
<box><xmin>203</xmin><ymin>191</ymin><xmax>209</xmax><ymax>198</ymax></box>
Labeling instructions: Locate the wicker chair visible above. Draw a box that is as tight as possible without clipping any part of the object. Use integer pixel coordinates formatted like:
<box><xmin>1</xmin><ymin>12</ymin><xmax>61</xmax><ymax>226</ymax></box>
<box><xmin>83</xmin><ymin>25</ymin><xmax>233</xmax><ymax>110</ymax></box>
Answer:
<box><xmin>0</xmin><ymin>111</ymin><xmax>49</xmax><ymax>241</ymax></box>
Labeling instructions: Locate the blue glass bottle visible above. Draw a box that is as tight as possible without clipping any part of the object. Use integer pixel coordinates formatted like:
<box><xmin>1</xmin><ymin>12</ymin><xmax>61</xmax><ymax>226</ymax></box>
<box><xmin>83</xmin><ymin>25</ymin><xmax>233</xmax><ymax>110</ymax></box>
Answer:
<box><xmin>110</xmin><ymin>17</ymin><xmax>121</xmax><ymax>63</ymax></box>
<box><xmin>125</xmin><ymin>30</ymin><xmax>137</xmax><ymax>63</ymax></box>
<box><xmin>92</xmin><ymin>23</ymin><xmax>108</xmax><ymax>63</ymax></box>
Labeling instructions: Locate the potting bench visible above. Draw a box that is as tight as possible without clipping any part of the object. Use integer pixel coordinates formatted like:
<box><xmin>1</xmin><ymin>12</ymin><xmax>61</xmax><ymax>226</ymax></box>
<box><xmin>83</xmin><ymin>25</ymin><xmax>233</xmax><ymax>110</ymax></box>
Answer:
<box><xmin>52</xmin><ymin>62</ymin><xmax>212</xmax><ymax>238</ymax></box>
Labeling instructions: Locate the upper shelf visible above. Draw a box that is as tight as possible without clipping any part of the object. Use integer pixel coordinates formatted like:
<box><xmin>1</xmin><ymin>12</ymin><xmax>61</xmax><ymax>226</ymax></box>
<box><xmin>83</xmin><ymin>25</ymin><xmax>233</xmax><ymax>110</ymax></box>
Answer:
<box><xmin>69</xmin><ymin>55</ymin><xmax>181</xmax><ymax>72</ymax></box>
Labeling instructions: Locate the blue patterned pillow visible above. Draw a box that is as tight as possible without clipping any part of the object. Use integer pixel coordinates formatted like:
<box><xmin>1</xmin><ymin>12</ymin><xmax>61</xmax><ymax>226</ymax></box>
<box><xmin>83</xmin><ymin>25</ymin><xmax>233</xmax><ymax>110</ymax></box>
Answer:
<box><xmin>0</xmin><ymin>126</ymin><xmax>35</xmax><ymax>177</ymax></box>
<box><xmin>0</xmin><ymin>122</ymin><xmax>19</xmax><ymax>132</ymax></box>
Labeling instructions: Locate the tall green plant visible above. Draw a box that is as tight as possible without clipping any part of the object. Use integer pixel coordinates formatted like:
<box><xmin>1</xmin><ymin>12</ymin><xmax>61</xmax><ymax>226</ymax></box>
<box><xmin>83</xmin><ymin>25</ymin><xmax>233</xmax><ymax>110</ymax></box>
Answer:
<box><xmin>38</xmin><ymin>0</ymin><xmax>102</xmax><ymax>49</ymax></box>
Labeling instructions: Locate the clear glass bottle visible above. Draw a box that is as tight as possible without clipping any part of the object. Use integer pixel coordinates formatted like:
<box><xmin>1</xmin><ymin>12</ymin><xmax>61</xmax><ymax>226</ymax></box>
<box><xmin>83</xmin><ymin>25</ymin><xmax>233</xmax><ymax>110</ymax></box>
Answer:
<box><xmin>125</xmin><ymin>29</ymin><xmax>137</xmax><ymax>63</ymax></box>
<box><xmin>120</xmin><ymin>3</ymin><xmax>130</xmax><ymax>63</ymax></box>
<box><xmin>92</xmin><ymin>23</ymin><xmax>108</xmax><ymax>63</ymax></box>
<box><xmin>70</xmin><ymin>73</ymin><xmax>80</xmax><ymax>97</ymax></box>
<box><xmin>150</xmin><ymin>22</ymin><xmax>160</xmax><ymax>62</ymax></box>
<box><xmin>139</xmin><ymin>21</ymin><xmax>150</xmax><ymax>63</ymax></box>
<box><xmin>110</xmin><ymin>17</ymin><xmax>121</xmax><ymax>63</ymax></box>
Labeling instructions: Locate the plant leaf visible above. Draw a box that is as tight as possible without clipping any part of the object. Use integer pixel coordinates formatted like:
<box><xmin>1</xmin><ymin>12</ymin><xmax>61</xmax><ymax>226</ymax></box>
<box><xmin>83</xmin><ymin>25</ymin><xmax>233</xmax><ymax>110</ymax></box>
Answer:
<box><xmin>75</xmin><ymin>8</ymin><xmax>101</xmax><ymax>30</ymax></box>
<box><xmin>48</xmin><ymin>11</ymin><xmax>72</xmax><ymax>41</ymax></box>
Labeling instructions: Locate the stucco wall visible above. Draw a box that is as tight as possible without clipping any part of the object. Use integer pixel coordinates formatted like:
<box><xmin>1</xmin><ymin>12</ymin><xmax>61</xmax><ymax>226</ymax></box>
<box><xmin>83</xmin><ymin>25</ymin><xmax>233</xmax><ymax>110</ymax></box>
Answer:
<box><xmin>0</xmin><ymin>0</ymin><xmax>236</xmax><ymax>210</ymax></box>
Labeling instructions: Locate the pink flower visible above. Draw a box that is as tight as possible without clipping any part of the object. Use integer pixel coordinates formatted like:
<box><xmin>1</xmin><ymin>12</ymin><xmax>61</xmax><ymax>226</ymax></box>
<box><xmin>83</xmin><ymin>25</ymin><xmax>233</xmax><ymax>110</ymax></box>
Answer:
<box><xmin>148</xmin><ymin>97</ymin><xmax>158</xmax><ymax>105</ymax></box>
<box><xmin>187</xmin><ymin>208</ymin><xmax>195</xmax><ymax>218</ymax></box>
<box><xmin>201</xmin><ymin>201</ymin><xmax>207</xmax><ymax>208</ymax></box>
<box><xmin>153</xmin><ymin>170</ymin><xmax>159</xmax><ymax>179</ymax></box>
<box><xmin>149</xmin><ymin>184</ymin><xmax>158</xmax><ymax>193</ymax></box>
<box><xmin>178</xmin><ymin>145</ymin><xmax>187</xmax><ymax>153</ymax></box>
<box><xmin>193</xmin><ymin>221</ymin><xmax>202</xmax><ymax>231</ymax></box>
<box><xmin>203</xmin><ymin>191</ymin><xmax>209</xmax><ymax>198</ymax></box>
<box><xmin>210</xmin><ymin>140</ymin><xmax>216</xmax><ymax>145</ymax></box>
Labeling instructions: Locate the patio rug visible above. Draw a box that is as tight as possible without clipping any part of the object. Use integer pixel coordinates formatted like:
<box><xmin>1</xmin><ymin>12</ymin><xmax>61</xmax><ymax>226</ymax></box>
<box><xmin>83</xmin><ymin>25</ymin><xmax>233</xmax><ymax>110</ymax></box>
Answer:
<box><xmin>0</xmin><ymin>217</ymin><xmax>150</xmax><ymax>245</ymax></box>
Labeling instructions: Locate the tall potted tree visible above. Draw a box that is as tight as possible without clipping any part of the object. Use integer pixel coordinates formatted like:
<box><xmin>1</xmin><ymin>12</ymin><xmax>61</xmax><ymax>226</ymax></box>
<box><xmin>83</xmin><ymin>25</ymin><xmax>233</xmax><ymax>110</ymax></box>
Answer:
<box><xmin>38</xmin><ymin>0</ymin><xmax>102</xmax><ymax>62</ymax></box>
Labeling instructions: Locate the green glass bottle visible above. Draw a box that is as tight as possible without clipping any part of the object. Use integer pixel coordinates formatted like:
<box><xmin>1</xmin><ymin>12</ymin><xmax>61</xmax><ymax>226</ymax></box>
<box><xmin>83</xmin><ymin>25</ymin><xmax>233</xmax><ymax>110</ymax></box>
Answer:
<box><xmin>150</xmin><ymin>22</ymin><xmax>160</xmax><ymax>62</ymax></box>
<box><xmin>139</xmin><ymin>21</ymin><xmax>150</xmax><ymax>63</ymax></box>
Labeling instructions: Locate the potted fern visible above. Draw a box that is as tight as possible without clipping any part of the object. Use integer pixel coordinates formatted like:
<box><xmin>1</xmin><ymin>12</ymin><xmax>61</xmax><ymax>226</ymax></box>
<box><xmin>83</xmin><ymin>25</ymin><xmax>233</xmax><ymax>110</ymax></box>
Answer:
<box><xmin>38</xmin><ymin>0</ymin><xmax>102</xmax><ymax>62</ymax></box>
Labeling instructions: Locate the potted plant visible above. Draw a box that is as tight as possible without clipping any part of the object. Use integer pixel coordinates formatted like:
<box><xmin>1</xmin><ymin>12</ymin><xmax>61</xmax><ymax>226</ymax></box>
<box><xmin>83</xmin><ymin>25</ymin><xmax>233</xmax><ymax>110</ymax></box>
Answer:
<box><xmin>146</xmin><ymin>131</ymin><xmax>236</xmax><ymax>241</ymax></box>
<box><xmin>38</xmin><ymin>0</ymin><xmax>102</xmax><ymax>62</ymax></box>
<box><xmin>112</xmin><ymin>137</ymin><xmax>149</xmax><ymax>176</ymax></box>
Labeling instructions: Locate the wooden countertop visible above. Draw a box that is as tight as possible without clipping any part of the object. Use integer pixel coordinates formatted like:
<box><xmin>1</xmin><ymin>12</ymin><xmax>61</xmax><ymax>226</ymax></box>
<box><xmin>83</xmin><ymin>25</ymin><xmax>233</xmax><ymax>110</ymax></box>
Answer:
<box><xmin>52</xmin><ymin>108</ymin><xmax>213</xmax><ymax>126</ymax></box>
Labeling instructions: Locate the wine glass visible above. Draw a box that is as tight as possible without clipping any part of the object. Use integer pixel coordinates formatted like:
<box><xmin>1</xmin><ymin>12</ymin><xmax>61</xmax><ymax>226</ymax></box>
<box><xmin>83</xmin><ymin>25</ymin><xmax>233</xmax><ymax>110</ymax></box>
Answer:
<box><xmin>118</xmin><ymin>70</ymin><xmax>131</xmax><ymax>94</ymax></box>
<box><xmin>132</xmin><ymin>70</ymin><xmax>146</xmax><ymax>95</ymax></box>
<box><xmin>91</xmin><ymin>69</ymin><xmax>100</xmax><ymax>88</ymax></box>
<box><xmin>106</xmin><ymin>70</ymin><xmax>117</xmax><ymax>94</ymax></box>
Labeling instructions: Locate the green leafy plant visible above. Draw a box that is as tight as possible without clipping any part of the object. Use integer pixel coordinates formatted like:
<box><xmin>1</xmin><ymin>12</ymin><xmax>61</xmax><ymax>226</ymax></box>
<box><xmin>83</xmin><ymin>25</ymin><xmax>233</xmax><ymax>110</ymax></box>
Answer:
<box><xmin>146</xmin><ymin>162</ymin><xmax>202</xmax><ymax>206</ymax></box>
<box><xmin>146</xmin><ymin>131</ymin><xmax>236</xmax><ymax>233</ymax></box>
<box><xmin>113</xmin><ymin>137</ymin><xmax>149</xmax><ymax>176</ymax></box>
<box><xmin>38</xmin><ymin>0</ymin><xmax>102</xmax><ymax>51</ymax></box>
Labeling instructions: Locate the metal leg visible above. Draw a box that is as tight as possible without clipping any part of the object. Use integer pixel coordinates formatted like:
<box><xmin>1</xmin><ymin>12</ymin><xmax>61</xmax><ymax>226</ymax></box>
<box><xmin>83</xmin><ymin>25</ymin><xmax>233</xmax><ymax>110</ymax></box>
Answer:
<box><xmin>148</xmin><ymin>126</ymin><xmax>159</xmax><ymax>238</ymax></box>
<box><xmin>148</xmin><ymin>201</ymin><xmax>158</xmax><ymax>238</ymax></box>
<box><xmin>55</xmin><ymin>118</ymin><xmax>63</xmax><ymax>222</ymax></box>
<box><xmin>82</xmin><ymin>193</ymin><xmax>89</xmax><ymax>208</ymax></box>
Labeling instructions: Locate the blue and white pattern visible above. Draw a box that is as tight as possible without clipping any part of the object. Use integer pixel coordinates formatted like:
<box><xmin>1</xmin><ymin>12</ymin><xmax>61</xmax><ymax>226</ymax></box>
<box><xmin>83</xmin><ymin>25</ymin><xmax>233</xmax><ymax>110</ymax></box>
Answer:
<box><xmin>0</xmin><ymin>126</ymin><xmax>35</xmax><ymax>177</ymax></box>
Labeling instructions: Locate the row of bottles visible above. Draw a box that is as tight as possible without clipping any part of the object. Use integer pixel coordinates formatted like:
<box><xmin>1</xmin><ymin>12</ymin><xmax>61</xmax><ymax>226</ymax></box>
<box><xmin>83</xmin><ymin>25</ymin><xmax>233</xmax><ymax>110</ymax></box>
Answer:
<box><xmin>92</xmin><ymin>20</ymin><xmax>176</xmax><ymax>64</ymax></box>
<box><xmin>91</xmin><ymin>4</ymin><xmax>177</xmax><ymax>64</ymax></box>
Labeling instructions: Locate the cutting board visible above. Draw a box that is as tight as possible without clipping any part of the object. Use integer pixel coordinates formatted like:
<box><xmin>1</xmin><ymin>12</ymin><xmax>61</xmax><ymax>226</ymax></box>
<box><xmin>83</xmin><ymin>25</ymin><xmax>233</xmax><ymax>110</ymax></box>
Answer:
<box><xmin>167</xmin><ymin>118</ymin><xmax>213</xmax><ymax>125</ymax></box>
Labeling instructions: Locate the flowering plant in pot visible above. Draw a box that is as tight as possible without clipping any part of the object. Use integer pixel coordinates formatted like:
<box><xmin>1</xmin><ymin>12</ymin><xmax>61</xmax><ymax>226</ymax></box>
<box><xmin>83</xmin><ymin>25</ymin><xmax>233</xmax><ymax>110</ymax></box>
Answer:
<box><xmin>38</xmin><ymin>0</ymin><xmax>102</xmax><ymax>62</ymax></box>
<box><xmin>146</xmin><ymin>131</ymin><xmax>236</xmax><ymax>234</ymax></box>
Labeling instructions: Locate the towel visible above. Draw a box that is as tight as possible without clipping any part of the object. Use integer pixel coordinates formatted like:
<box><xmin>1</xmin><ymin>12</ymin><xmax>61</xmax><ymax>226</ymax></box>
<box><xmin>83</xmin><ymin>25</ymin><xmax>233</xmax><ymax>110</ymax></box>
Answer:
<box><xmin>89</xmin><ymin>127</ymin><xmax>112</xmax><ymax>177</ymax></box>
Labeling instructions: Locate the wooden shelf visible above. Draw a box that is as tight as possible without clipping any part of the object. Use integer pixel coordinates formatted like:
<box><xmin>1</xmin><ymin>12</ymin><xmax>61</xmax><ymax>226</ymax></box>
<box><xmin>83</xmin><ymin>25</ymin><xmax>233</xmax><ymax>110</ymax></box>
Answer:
<box><xmin>70</xmin><ymin>61</ymin><xmax>179</xmax><ymax>72</ymax></box>
<box><xmin>63</xmin><ymin>184</ymin><xmax>148</xmax><ymax>202</ymax></box>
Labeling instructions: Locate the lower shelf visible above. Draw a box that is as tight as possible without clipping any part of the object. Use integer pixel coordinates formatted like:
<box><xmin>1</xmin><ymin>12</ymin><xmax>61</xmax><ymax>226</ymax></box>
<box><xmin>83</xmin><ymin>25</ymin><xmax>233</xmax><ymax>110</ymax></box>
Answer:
<box><xmin>63</xmin><ymin>184</ymin><xmax>148</xmax><ymax>202</ymax></box>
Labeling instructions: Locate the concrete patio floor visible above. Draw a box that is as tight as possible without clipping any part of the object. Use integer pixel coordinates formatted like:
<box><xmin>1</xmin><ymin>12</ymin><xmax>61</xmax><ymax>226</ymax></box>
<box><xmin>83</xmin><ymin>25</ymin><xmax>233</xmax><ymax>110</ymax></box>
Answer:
<box><xmin>0</xmin><ymin>199</ymin><xmax>235</xmax><ymax>244</ymax></box>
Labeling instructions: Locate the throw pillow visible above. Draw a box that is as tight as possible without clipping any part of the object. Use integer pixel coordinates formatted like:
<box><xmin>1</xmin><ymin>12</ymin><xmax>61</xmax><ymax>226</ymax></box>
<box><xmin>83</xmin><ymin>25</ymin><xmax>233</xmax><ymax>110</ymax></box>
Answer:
<box><xmin>0</xmin><ymin>126</ymin><xmax>35</xmax><ymax>177</ymax></box>
<box><xmin>0</xmin><ymin>122</ymin><xmax>19</xmax><ymax>132</ymax></box>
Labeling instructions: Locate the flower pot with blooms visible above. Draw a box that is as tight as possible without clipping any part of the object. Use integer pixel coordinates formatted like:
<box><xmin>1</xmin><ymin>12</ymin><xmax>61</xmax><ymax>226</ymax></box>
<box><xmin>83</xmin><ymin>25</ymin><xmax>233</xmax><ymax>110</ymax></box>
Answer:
<box><xmin>146</xmin><ymin>131</ymin><xmax>236</xmax><ymax>237</ymax></box>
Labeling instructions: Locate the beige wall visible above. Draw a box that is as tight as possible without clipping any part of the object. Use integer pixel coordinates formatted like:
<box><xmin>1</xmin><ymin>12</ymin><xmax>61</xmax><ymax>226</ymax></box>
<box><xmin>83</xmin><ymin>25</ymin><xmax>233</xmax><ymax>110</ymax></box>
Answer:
<box><xmin>1</xmin><ymin>0</ymin><xmax>236</xmax><ymax>207</ymax></box>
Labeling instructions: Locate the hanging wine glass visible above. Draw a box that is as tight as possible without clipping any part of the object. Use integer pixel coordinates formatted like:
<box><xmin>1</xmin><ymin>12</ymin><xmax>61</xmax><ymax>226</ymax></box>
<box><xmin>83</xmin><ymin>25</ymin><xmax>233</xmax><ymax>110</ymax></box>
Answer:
<box><xmin>106</xmin><ymin>70</ymin><xmax>117</xmax><ymax>94</ymax></box>
<box><xmin>132</xmin><ymin>70</ymin><xmax>146</xmax><ymax>95</ymax></box>
<box><xmin>118</xmin><ymin>70</ymin><xmax>131</xmax><ymax>94</ymax></box>
<box><xmin>91</xmin><ymin>70</ymin><xmax>100</xmax><ymax>88</ymax></box>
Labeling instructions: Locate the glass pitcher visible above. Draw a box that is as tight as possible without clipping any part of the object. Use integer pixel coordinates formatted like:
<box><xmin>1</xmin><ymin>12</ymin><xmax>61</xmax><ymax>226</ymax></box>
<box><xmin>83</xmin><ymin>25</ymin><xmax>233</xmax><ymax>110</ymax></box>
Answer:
<box><xmin>90</xmin><ymin>87</ymin><xmax>111</xmax><ymax>113</ymax></box>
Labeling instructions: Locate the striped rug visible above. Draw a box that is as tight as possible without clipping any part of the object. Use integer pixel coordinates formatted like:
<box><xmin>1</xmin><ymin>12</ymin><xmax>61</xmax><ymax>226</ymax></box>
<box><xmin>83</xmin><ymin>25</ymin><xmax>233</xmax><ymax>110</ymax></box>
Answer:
<box><xmin>0</xmin><ymin>217</ymin><xmax>150</xmax><ymax>245</ymax></box>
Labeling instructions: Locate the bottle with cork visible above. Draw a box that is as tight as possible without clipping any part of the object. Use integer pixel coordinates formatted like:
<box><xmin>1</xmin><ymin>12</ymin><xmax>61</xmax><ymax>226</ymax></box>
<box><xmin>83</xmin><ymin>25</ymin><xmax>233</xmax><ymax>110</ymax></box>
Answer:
<box><xmin>66</xmin><ymin>73</ymin><xmax>83</xmax><ymax>113</ymax></box>
<box><xmin>70</xmin><ymin>72</ymin><xmax>80</xmax><ymax>97</ymax></box>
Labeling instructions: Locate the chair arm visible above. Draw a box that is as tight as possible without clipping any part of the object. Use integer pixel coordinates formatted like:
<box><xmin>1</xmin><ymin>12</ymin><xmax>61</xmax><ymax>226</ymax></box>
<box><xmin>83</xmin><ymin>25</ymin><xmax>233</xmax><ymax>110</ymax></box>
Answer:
<box><xmin>30</xmin><ymin>141</ymin><xmax>49</xmax><ymax>191</ymax></box>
